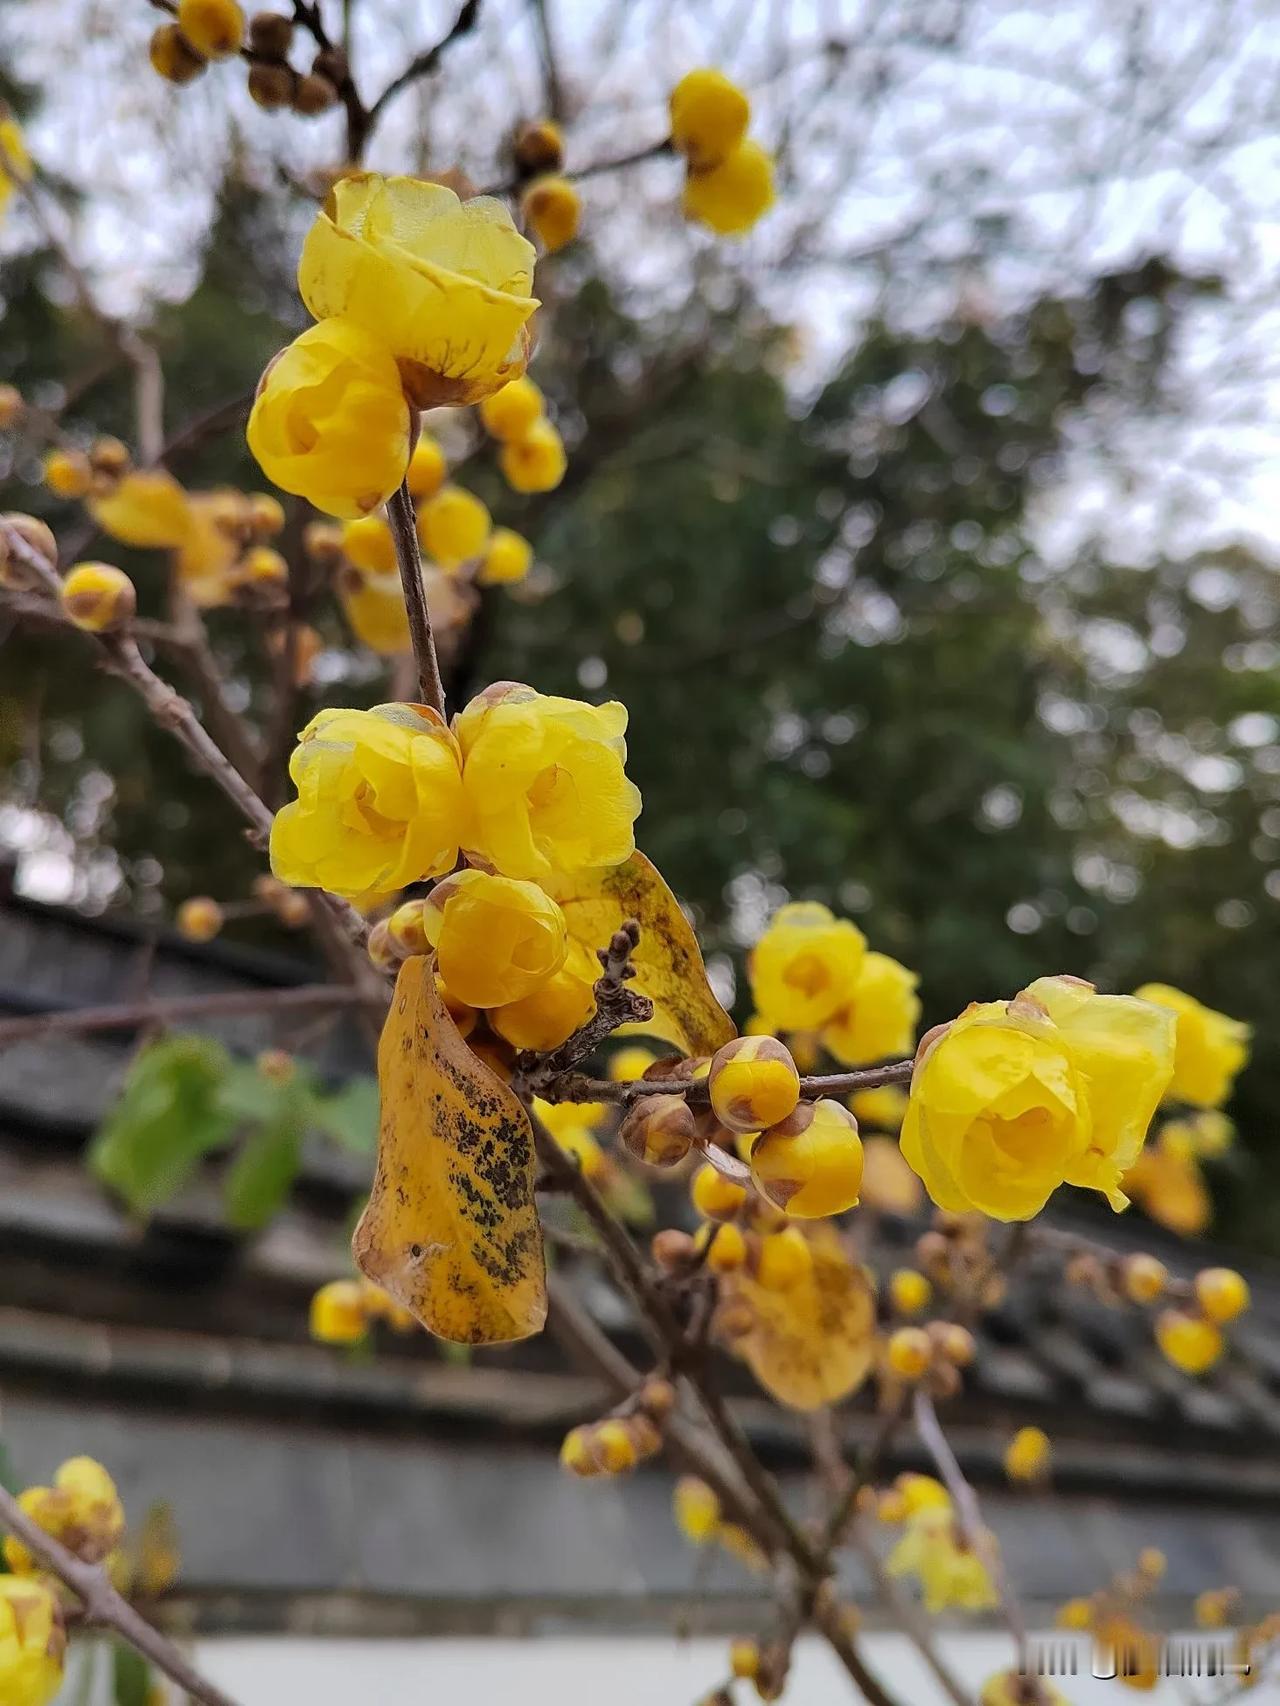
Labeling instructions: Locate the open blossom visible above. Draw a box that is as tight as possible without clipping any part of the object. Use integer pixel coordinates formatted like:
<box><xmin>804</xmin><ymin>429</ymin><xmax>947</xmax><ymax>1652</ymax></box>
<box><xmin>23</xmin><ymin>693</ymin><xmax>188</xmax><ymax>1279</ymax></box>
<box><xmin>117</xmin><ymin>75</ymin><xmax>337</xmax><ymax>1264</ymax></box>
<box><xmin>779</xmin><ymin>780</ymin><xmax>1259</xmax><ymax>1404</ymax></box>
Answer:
<box><xmin>247</xmin><ymin>318</ymin><xmax>411</xmax><ymax>519</ymax></box>
<box><xmin>88</xmin><ymin>469</ymin><xmax>193</xmax><ymax>549</ymax></box>
<box><xmin>0</xmin><ymin>1577</ymin><xmax>65</xmax><ymax>1706</ymax></box>
<box><xmin>455</xmin><ymin>682</ymin><xmax>641</xmax><ymax>883</ymax></box>
<box><xmin>887</xmin><ymin>1502</ymin><xmax>999</xmax><ymax>1615</ymax></box>
<box><xmin>822</xmin><ymin>950</ymin><xmax>921</xmax><ymax>1065</ymax></box>
<box><xmin>1133</xmin><ymin>983</ymin><xmax>1249</xmax><ymax>1108</ymax></box>
<box><xmin>298</xmin><ymin>173</ymin><xmax>539</xmax><ymax>407</ymax></box>
<box><xmin>901</xmin><ymin>977</ymin><xmax>1175</xmax><ymax>1221</ymax></box>
<box><xmin>748</xmin><ymin>901</ymin><xmax>867</xmax><ymax>1033</ymax></box>
<box><xmin>422</xmin><ymin>869</ymin><xmax>568</xmax><ymax>1009</ymax></box>
<box><xmin>270</xmin><ymin>704</ymin><xmax>465</xmax><ymax>899</ymax></box>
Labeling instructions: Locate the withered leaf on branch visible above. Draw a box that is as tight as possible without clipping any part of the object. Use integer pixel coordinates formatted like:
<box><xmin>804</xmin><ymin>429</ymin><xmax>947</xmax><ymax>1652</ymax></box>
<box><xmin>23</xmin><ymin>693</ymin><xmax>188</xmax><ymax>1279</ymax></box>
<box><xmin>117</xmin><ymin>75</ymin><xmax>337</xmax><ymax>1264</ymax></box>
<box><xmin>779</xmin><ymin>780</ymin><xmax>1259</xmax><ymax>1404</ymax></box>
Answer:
<box><xmin>354</xmin><ymin>955</ymin><xmax>547</xmax><ymax>1345</ymax></box>
<box><xmin>553</xmin><ymin>852</ymin><xmax>736</xmax><ymax>1058</ymax></box>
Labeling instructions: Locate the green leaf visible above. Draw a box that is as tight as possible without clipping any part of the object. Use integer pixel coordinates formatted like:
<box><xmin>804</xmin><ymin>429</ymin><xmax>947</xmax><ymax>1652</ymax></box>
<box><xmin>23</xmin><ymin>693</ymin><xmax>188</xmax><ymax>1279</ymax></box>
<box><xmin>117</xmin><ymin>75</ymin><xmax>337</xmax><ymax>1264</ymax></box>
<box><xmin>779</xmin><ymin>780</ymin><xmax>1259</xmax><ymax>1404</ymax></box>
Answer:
<box><xmin>220</xmin><ymin>1056</ymin><xmax>317</xmax><ymax>1122</ymax></box>
<box><xmin>112</xmin><ymin>1642</ymin><xmax>151</xmax><ymax>1706</ymax></box>
<box><xmin>311</xmin><ymin>1076</ymin><xmax>379</xmax><ymax>1154</ymax></box>
<box><xmin>90</xmin><ymin>1035</ymin><xmax>238</xmax><ymax>1216</ymax></box>
<box><xmin>223</xmin><ymin>1095</ymin><xmax>305</xmax><ymax>1230</ymax></box>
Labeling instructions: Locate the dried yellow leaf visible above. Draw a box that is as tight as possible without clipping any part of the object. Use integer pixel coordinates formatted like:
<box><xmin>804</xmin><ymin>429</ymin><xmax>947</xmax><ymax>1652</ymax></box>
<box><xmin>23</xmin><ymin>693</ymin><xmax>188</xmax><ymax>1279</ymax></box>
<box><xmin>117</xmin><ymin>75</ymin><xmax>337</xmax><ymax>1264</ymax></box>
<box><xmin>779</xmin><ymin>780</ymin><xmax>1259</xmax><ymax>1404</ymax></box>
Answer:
<box><xmin>721</xmin><ymin>1226</ymin><xmax>875</xmax><ymax>1410</ymax></box>
<box><xmin>552</xmin><ymin>852</ymin><xmax>735</xmax><ymax>1057</ymax></box>
<box><xmin>354</xmin><ymin>955</ymin><xmax>547</xmax><ymax>1344</ymax></box>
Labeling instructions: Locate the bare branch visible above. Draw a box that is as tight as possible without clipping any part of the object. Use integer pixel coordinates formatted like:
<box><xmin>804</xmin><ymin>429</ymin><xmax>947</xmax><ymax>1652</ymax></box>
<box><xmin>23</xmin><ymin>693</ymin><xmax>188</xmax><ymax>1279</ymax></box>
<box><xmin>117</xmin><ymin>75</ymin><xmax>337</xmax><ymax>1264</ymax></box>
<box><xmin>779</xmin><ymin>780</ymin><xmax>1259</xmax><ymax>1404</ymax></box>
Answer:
<box><xmin>520</xmin><ymin>920</ymin><xmax>654</xmax><ymax>1088</ymax></box>
<box><xmin>0</xmin><ymin>984</ymin><xmax>379</xmax><ymax>1049</ymax></box>
<box><xmin>385</xmin><ymin>481</ymin><xmax>447</xmax><ymax>717</ymax></box>
<box><xmin>540</xmin><ymin>1058</ymin><xmax>916</xmax><ymax>1105</ymax></box>
<box><xmin>367</xmin><ymin>0</ymin><xmax>483</xmax><ymax>128</ymax></box>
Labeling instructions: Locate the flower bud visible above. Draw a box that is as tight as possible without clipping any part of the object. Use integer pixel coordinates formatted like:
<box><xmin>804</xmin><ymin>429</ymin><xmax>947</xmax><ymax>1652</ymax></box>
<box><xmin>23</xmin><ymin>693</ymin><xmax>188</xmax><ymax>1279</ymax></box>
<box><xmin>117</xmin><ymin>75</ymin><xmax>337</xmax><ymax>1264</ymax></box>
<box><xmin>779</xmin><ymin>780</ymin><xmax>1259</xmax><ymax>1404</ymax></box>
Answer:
<box><xmin>513</xmin><ymin>118</ymin><xmax>564</xmax><ymax>177</ymax></box>
<box><xmin>749</xmin><ymin>1099</ymin><xmax>862</xmax><ymax>1218</ymax></box>
<box><xmin>176</xmin><ymin>896</ymin><xmax>223</xmax><ymax>942</ymax></box>
<box><xmin>422</xmin><ymin>868</ymin><xmax>567</xmax><ymax>1008</ymax></box>
<box><xmin>366</xmin><ymin>918</ymin><xmax>402</xmax><ymax>972</ymax></box>
<box><xmin>708</xmin><ymin>1034</ymin><xmax>800</xmax><ymax>1134</ymax></box>
<box><xmin>44</xmin><ymin>448</ymin><xmax>92</xmax><ymax>499</ymax></box>
<box><xmin>1195</xmin><ymin>1266</ymin><xmax>1250</xmax><ymax>1324</ymax></box>
<box><xmin>670</xmin><ymin>69</ymin><xmax>750</xmax><ymax>170</ymax></box>
<box><xmin>303</xmin><ymin>520</ymin><xmax>345</xmax><ymax>565</ymax></box>
<box><xmin>248</xmin><ymin>61</ymin><xmax>297</xmax><ymax>108</ymax></box>
<box><xmin>1004</xmin><ymin>1425</ymin><xmax>1050</xmax><ymax>1483</ymax></box>
<box><xmin>890</xmin><ymin>1267</ymin><xmax>932</xmax><ymax>1315</ymax></box>
<box><xmin>417</xmin><ymin>485</ymin><xmax>491</xmax><ymax>570</ymax></box>
<box><xmin>256</xmin><ymin>1047</ymin><xmax>295</xmax><ymax>1084</ymax></box>
<box><xmin>559</xmin><ymin>1425</ymin><xmax>600</xmax><ymax>1478</ymax></box>
<box><xmin>592</xmin><ymin>1419</ymin><xmax>638</xmax><ymax>1474</ymax></box>
<box><xmin>149</xmin><ymin>22</ymin><xmax>207</xmax><ymax>82</ymax></box>
<box><xmin>651</xmin><ymin>1228</ymin><xmax>698</xmax><ymax>1273</ymax></box>
<box><xmin>276</xmin><ymin>889</ymin><xmax>312</xmax><ymax>926</ymax></box>
<box><xmin>0</xmin><ymin>513</ymin><xmax>57</xmax><ymax>590</ymax></box>
<box><xmin>0</xmin><ymin>383</ymin><xmax>23</xmax><ymax>428</ymax></box>
<box><xmin>177</xmin><ymin>0</ymin><xmax>245</xmax><ymax>59</ymax></box>
<box><xmin>683</xmin><ymin>141</ymin><xmax>776</xmax><ymax>237</ymax></box>
<box><xmin>499</xmin><ymin>418</ymin><xmax>567</xmax><ymax>492</ymax></box>
<box><xmin>89</xmin><ymin>436</ymin><xmax>130</xmax><ymax>479</ymax></box>
<box><xmin>239</xmin><ymin>544</ymin><xmax>288</xmax><ymax>595</ymax></box>
<box><xmin>620</xmin><ymin>1093</ymin><xmax>696</xmax><ymax>1168</ymax></box>
<box><xmin>933</xmin><ymin>1322</ymin><xmax>975</xmax><ymax>1367</ymax></box>
<box><xmin>294</xmin><ymin>71</ymin><xmax>339</xmax><ymax>115</ymax></box>
<box><xmin>729</xmin><ymin>1639</ymin><xmax>760</xmax><ymax>1680</ymax></box>
<box><xmin>313</xmin><ymin>46</ymin><xmax>348</xmax><ymax>84</ymax></box>
<box><xmin>386</xmin><ymin>898</ymin><xmax>430</xmax><ymax>957</ymax></box>
<box><xmin>754</xmin><ymin>1225</ymin><xmax>813</xmax><ymax>1290</ymax></box>
<box><xmin>703</xmin><ymin>1220</ymin><xmax>747</xmax><ymax>1273</ymax></box>
<box><xmin>478</xmin><ymin>526</ymin><xmax>533</xmax><ymax>587</ymax></box>
<box><xmin>1138</xmin><ymin>1547</ymin><xmax>1166</xmax><ymax>1580</ymax></box>
<box><xmin>406</xmin><ymin>433</ymin><xmax>447</xmax><ymax>498</ymax></box>
<box><xmin>248</xmin><ymin>9</ymin><xmax>293</xmax><ymax>56</ymax></box>
<box><xmin>1120</xmin><ymin>1253</ymin><xmax>1167</xmax><ymax>1304</ymax></box>
<box><xmin>886</xmin><ymin>1326</ymin><xmax>932</xmax><ymax>1381</ymax></box>
<box><xmin>1156</xmin><ymin>1308</ymin><xmax>1223</xmax><ymax>1375</ymax></box>
<box><xmin>673</xmin><ymin>1476</ymin><xmax>721</xmax><ymax>1543</ymax></box>
<box><xmin>690</xmin><ymin>1161</ymin><xmax>747</xmax><ymax>1221</ymax></box>
<box><xmin>639</xmin><ymin>1377</ymin><xmax>676</xmax><ymax>1420</ymax></box>
<box><xmin>521</xmin><ymin>175</ymin><xmax>581</xmax><ymax>253</ymax></box>
<box><xmin>310</xmin><ymin>1279</ymin><xmax>368</xmax><ymax>1344</ymax></box>
<box><xmin>248</xmin><ymin>491</ymin><xmax>286</xmax><ymax>538</ymax></box>
<box><xmin>479</xmin><ymin>376</ymin><xmax>544</xmax><ymax>441</ymax></box>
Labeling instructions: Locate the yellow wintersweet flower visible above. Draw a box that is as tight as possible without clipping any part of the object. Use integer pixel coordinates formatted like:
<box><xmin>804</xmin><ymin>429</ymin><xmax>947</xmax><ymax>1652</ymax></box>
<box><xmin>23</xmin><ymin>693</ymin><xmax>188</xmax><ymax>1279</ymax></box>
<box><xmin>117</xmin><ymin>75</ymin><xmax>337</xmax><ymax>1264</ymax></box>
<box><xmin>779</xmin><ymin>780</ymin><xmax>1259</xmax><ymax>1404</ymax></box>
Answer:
<box><xmin>901</xmin><ymin>979</ymin><xmax>1174</xmax><ymax>1221</ymax></box>
<box><xmin>850</xmin><ymin>1085</ymin><xmax>908</xmax><ymax>1132</ymax></box>
<box><xmin>489</xmin><ymin>937</ymin><xmax>597</xmax><ymax>1050</ymax></box>
<box><xmin>479</xmin><ymin>376</ymin><xmax>543</xmax><ymax>441</ymax></box>
<box><xmin>610</xmin><ymin>1045</ymin><xmax>659</xmax><ymax>1082</ymax></box>
<box><xmin>499</xmin><ymin>417</ymin><xmax>567</xmax><ymax>492</ymax></box>
<box><xmin>406</xmin><ymin>433</ymin><xmax>447</xmax><ymax>498</ymax></box>
<box><xmin>89</xmin><ymin>468</ymin><xmax>193</xmax><ymax>548</ymax></box>
<box><xmin>858</xmin><ymin>1134</ymin><xmax>922</xmax><ymax>1213</ymax></box>
<box><xmin>247</xmin><ymin>318</ymin><xmax>412</xmax><ymax>519</ymax></box>
<box><xmin>422</xmin><ymin>868</ymin><xmax>568</xmax><ymax>1009</ymax></box>
<box><xmin>750</xmin><ymin>1098</ymin><xmax>863</xmax><ymax>1217</ymax></box>
<box><xmin>310</xmin><ymin>1279</ymin><xmax>368</xmax><ymax>1344</ymax></box>
<box><xmin>270</xmin><ymin>703</ymin><xmax>465</xmax><ymax>899</ymax></box>
<box><xmin>341</xmin><ymin>516</ymin><xmax>397</xmax><ymax>576</ymax></box>
<box><xmin>3</xmin><ymin>1457</ymin><xmax>125</xmax><ymax>1574</ymax></box>
<box><xmin>823</xmin><ymin>950</ymin><xmax>921</xmax><ymax>1066</ymax></box>
<box><xmin>0</xmin><ymin>1576</ymin><xmax>65</xmax><ymax>1706</ymax></box>
<box><xmin>1132</xmin><ymin>983</ymin><xmax>1249</xmax><ymax>1108</ymax></box>
<box><xmin>174</xmin><ymin>494</ymin><xmax>241</xmax><ymax>608</ymax></box>
<box><xmin>683</xmin><ymin>141</ymin><xmax>775</xmax><ymax>237</ymax></box>
<box><xmin>0</xmin><ymin>118</ymin><xmax>33</xmax><ymax>220</ymax></box>
<box><xmin>673</xmin><ymin>1476</ymin><xmax>721</xmax><ymax>1544</ymax></box>
<box><xmin>1122</xmin><ymin>1134</ymin><xmax>1211</xmax><ymax>1237</ymax></box>
<box><xmin>670</xmin><ymin>69</ymin><xmax>750</xmax><ymax>170</ymax></box>
<box><xmin>298</xmin><ymin>173</ymin><xmax>539</xmax><ymax>407</ymax></box>
<box><xmin>455</xmin><ymin>681</ymin><xmax>641</xmax><ymax>883</ymax></box>
<box><xmin>479</xmin><ymin>526</ymin><xmax>533</xmax><ymax>586</ymax></box>
<box><xmin>417</xmin><ymin>485</ymin><xmax>491</xmax><ymax>570</ymax></box>
<box><xmin>887</xmin><ymin>1506</ymin><xmax>999</xmax><ymax>1614</ymax></box>
<box><xmin>748</xmin><ymin>901</ymin><xmax>867</xmax><ymax>1033</ymax></box>
<box><xmin>338</xmin><ymin>567</ymin><xmax>410</xmax><ymax>655</ymax></box>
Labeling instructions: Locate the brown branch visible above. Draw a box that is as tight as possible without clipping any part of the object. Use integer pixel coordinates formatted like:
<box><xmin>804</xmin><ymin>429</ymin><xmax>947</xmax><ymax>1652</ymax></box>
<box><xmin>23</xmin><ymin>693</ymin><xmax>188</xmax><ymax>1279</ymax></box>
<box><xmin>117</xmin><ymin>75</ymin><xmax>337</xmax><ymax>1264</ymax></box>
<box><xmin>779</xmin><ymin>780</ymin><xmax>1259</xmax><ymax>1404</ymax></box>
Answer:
<box><xmin>0</xmin><ymin>984</ymin><xmax>379</xmax><ymax>1049</ymax></box>
<box><xmin>521</xmin><ymin>920</ymin><xmax>654</xmax><ymax>1088</ymax></box>
<box><xmin>0</xmin><ymin>1483</ymin><xmax>242</xmax><ymax>1706</ymax></box>
<box><xmin>849</xmin><ymin>1521</ymin><xmax>976</xmax><ymax>1706</ymax></box>
<box><xmin>541</xmin><ymin>1058</ymin><xmax>916</xmax><ymax>1105</ymax></box>
<box><xmin>819</xmin><ymin>1388</ymin><xmax>910</xmax><ymax>1554</ymax></box>
<box><xmin>482</xmin><ymin>137</ymin><xmax>672</xmax><ymax>198</ymax></box>
<box><xmin>385</xmin><ymin>482</ymin><xmax>446</xmax><ymax>717</ymax></box>
<box><xmin>366</xmin><ymin>0</ymin><xmax>482</xmax><ymax>127</ymax></box>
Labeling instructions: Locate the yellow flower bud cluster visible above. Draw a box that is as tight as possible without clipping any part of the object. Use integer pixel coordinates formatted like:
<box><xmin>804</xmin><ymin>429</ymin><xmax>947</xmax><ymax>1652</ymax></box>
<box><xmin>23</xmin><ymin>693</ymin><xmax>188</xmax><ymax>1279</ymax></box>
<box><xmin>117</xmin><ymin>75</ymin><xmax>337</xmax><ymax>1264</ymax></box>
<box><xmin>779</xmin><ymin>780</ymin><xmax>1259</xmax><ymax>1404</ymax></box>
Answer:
<box><xmin>902</xmin><ymin>976</ymin><xmax>1177</xmax><ymax>1221</ymax></box>
<box><xmin>309</xmin><ymin>1276</ymin><xmax>418</xmax><ymax>1344</ymax></box>
<box><xmin>3</xmin><ymin>1457</ymin><xmax>126</xmax><ymax>1576</ymax></box>
<box><xmin>247</xmin><ymin>174</ymin><xmax>538</xmax><ymax>515</ymax></box>
<box><xmin>669</xmin><ymin>69</ymin><xmax>775</xmax><ymax>237</ymax></box>
<box><xmin>1153</xmin><ymin>1265</ymin><xmax>1249</xmax><ymax>1376</ymax></box>
<box><xmin>149</xmin><ymin>3</ymin><xmax>350</xmax><ymax>120</ymax></box>
<box><xmin>481</xmin><ymin>377</ymin><xmax>567</xmax><ymax>494</ymax></box>
<box><xmin>0</xmin><ymin>1576</ymin><xmax>65</xmax><ymax>1706</ymax></box>
<box><xmin>560</xmin><ymin>1382</ymin><xmax>671</xmax><ymax>1479</ymax></box>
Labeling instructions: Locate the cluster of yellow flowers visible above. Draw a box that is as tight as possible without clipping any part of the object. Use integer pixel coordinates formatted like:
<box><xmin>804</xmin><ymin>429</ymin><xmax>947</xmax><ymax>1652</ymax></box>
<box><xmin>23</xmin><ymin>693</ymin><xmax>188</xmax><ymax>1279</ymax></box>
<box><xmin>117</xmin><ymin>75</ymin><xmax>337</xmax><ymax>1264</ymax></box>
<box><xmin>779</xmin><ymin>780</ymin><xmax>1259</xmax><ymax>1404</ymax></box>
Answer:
<box><xmin>271</xmin><ymin>684</ymin><xmax>641</xmax><ymax>1050</ymax></box>
<box><xmin>559</xmin><ymin>1378</ymin><xmax>674</xmax><ymax>1478</ymax></box>
<box><xmin>877</xmin><ymin>1472</ymin><xmax>999</xmax><ymax>1614</ymax></box>
<box><xmin>249</xmin><ymin>174</ymin><xmax>539</xmax><ymax>518</ymax></box>
<box><xmin>150</xmin><ymin>0</ymin><xmax>347</xmax><ymax>119</ymax></box>
<box><xmin>0</xmin><ymin>1456</ymin><xmax>126</xmax><ymax>1706</ymax></box>
<box><xmin>480</xmin><ymin>375</ymin><xmax>568</xmax><ymax>494</ymax></box>
<box><xmin>310</xmin><ymin>1275</ymin><xmax>417</xmax><ymax>1342</ymax></box>
<box><xmin>669</xmin><ymin>70</ymin><xmax>776</xmax><ymax>237</ymax></box>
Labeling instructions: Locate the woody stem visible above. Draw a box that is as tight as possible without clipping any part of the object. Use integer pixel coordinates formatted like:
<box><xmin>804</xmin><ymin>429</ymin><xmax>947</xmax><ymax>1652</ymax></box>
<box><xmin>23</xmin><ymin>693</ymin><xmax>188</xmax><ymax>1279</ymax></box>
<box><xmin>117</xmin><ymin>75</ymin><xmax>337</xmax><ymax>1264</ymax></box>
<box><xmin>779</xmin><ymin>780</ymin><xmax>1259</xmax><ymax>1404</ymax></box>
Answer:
<box><xmin>387</xmin><ymin>480</ymin><xmax>446</xmax><ymax>717</ymax></box>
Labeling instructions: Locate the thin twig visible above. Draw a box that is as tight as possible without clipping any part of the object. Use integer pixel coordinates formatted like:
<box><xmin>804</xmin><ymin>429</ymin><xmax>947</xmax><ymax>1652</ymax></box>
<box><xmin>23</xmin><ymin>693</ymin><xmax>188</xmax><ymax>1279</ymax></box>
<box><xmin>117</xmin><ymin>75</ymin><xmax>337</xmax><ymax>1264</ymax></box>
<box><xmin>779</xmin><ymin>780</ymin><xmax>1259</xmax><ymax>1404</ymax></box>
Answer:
<box><xmin>366</xmin><ymin>0</ymin><xmax>482</xmax><ymax>127</ymax></box>
<box><xmin>0</xmin><ymin>984</ymin><xmax>379</xmax><ymax>1049</ymax></box>
<box><xmin>0</xmin><ymin>1483</ymin><xmax>242</xmax><ymax>1706</ymax></box>
<box><xmin>385</xmin><ymin>482</ymin><xmax>446</xmax><ymax>716</ymax></box>
<box><xmin>520</xmin><ymin>921</ymin><xmax>654</xmax><ymax>1088</ymax></box>
<box><xmin>539</xmin><ymin>1058</ymin><xmax>917</xmax><ymax>1105</ymax></box>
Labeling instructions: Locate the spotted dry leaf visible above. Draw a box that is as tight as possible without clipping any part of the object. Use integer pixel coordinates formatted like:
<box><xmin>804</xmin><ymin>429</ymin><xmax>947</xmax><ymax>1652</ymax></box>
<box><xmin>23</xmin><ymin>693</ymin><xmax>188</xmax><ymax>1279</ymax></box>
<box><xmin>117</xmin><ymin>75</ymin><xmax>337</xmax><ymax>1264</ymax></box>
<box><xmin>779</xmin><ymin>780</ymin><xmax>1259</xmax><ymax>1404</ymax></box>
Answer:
<box><xmin>354</xmin><ymin>955</ymin><xmax>547</xmax><ymax>1344</ymax></box>
<box><xmin>552</xmin><ymin>851</ymin><xmax>735</xmax><ymax>1058</ymax></box>
<box><xmin>721</xmin><ymin>1226</ymin><xmax>876</xmax><ymax>1410</ymax></box>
